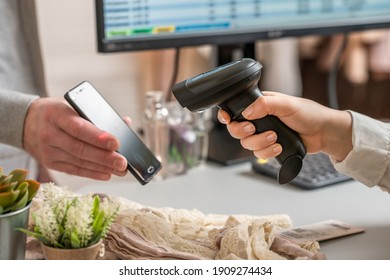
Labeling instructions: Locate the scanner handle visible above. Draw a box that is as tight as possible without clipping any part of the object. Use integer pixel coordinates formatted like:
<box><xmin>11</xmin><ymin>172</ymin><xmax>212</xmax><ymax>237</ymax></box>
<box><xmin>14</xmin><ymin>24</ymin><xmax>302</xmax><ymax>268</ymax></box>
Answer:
<box><xmin>221</xmin><ymin>89</ymin><xmax>306</xmax><ymax>184</ymax></box>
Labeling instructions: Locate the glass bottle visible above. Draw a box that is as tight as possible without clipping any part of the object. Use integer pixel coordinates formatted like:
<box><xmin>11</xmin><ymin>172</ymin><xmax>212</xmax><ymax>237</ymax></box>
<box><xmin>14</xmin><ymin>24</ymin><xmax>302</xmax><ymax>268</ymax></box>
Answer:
<box><xmin>143</xmin><ymin>91</ymin><xmax>169</xmax><ymax>180</ymax></box>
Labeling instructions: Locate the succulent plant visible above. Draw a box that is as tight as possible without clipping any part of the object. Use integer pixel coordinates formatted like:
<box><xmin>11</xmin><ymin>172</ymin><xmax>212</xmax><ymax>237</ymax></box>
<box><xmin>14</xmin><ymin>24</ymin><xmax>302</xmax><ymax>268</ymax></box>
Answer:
<box><xmin>0</xmin><ymin>166</ymin><xmax>40</xmax><ymax>215</ymax></box>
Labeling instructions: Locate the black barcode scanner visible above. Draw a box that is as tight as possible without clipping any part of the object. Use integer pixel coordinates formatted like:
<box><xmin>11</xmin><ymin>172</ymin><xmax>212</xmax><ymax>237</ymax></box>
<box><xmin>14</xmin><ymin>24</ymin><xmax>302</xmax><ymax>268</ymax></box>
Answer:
<box><xmin>172</xmin><ymin>58</ymin><xmax>306</xmax><ymax>184</ymax></box>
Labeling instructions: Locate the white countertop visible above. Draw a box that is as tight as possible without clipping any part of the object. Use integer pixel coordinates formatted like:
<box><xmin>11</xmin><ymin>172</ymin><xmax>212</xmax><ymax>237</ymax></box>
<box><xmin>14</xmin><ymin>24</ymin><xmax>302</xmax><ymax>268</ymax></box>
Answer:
<box><xmin>72</xmin><ymin>162</ymin><xmax>390</xmax><ymax>260</ymax></box>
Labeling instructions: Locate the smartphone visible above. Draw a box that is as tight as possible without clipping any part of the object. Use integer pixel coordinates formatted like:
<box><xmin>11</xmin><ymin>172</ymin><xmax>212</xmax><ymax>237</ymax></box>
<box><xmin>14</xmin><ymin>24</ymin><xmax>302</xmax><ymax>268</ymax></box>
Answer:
<box><xmin>64</xmin><ymin>81</ymin><xmax>161</xmax><ymax>185</ymax></box>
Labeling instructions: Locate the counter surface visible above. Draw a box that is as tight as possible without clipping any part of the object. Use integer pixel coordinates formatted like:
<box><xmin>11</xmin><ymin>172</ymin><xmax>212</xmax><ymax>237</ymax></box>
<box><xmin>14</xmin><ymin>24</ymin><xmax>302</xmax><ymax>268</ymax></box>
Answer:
<box><xmin>75</xmin><ymin>162</ymin><xmax>390</xmax><ymax>260</ymax></box>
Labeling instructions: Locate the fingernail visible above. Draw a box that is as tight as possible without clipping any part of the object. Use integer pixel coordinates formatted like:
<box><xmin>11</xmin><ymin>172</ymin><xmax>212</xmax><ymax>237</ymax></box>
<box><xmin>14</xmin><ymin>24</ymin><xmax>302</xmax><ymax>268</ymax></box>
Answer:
<box><xmin>266</xmin><ymin>133</ymin><xmax>276</xmax><ymax>143</ymax></box>
<box><xmin>273</xmin><ymin>145</ymin><xmax>282</xmax><ymax>154</ymax></box>
<box><xmin>219</xmin><ymin>116</ymin><xmax>227</xmax><ymax>124</ymax></box>
<box><xmin>115</xmin><ymin>157</ymin><xmax>127</xmax><ymax>171</ymax></box>
<box><xmin>244</xmin><ymin>124</ymin><xmax>255</xmax><ymax>133</ymax></box>
<box><xmin>114</xmin><ymin>169</ymin><xmax>128</xmax><ymax>177</ymax></box>
<box><xmin>242</xmin><ymin>105</ymin><xmax>254</xmax><ymax>118</ymax></box>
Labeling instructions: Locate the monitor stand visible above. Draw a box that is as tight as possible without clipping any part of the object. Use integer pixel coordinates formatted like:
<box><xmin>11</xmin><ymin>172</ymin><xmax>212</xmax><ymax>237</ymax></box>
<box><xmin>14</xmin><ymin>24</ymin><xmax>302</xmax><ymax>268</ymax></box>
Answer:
<box><xmin>207</xmin><ymin>121</ymin><xmax>253</xmax><ymax>166</ymax></box>
<box><xmin>207</xmin><ymin>43</ymin><xmax>256</xmax><ymax>165</ymax></box>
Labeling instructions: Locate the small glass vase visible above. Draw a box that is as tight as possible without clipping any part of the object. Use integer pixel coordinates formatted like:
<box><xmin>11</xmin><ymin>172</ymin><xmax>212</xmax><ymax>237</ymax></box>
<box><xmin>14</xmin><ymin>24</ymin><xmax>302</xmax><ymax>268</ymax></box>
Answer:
<box><xmin>41</xmin><ymin>239</ymin><xmax>105</xmax><ymax>260</ymax></box>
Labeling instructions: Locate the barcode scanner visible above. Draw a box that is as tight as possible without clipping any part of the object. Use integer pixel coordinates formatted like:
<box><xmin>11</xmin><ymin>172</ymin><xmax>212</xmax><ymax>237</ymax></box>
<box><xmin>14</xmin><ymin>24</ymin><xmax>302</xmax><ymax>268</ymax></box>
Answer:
<box><xmin>172</xmin><ymin>58</ymin><xmax>306</xmax><ymax>184</ymax></box>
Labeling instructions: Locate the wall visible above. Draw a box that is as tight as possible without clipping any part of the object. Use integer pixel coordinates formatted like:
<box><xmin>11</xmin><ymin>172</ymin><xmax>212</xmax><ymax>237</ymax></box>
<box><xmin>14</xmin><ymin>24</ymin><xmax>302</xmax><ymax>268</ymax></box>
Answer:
<box><xmin>34</xmin><ymin>0</ymin><xmax>212</xmax><ymax>188</ymax></box>
<box><xmin>36</xmin><ymin>0</ymin><xmax>146</xmax><ymax>128</ymax></box>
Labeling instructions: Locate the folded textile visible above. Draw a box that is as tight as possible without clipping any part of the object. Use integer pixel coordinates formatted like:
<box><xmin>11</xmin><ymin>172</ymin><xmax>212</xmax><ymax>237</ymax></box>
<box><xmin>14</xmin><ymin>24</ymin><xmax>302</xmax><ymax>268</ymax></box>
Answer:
<box><xmin>26</xmin><ymin>193</ymin><xmax>326</xmax><ymax>260</ymax></box>
<box><xmin>103</xmin><ymin>197</ymin><xmax>325</xmax><ymax>260</ymax></box>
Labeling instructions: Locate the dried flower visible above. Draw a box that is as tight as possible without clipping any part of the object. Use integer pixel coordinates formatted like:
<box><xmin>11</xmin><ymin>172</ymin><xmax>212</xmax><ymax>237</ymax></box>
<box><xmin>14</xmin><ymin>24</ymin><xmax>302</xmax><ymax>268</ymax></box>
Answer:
<box><xmin>20</xmin><ymin>183</ymin><xmax>119</xmax><ymax>249</ymax></box>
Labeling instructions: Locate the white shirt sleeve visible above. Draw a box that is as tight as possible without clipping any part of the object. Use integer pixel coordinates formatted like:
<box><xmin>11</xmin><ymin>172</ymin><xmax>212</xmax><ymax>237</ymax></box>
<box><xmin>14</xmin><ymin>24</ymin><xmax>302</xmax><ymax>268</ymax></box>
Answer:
<box><xmin>332</xmin><ymin>111</ymin><xmax>390</xmax><ymax>193</ymax></box>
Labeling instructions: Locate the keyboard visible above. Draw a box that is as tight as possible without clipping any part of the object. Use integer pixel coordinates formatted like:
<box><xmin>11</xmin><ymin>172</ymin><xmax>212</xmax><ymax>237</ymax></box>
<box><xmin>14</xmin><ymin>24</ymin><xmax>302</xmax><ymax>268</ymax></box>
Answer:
<box><xmin>251</xmin><ymin>153</ymin><xmax>353</xmax><ymax>189</ymax></box>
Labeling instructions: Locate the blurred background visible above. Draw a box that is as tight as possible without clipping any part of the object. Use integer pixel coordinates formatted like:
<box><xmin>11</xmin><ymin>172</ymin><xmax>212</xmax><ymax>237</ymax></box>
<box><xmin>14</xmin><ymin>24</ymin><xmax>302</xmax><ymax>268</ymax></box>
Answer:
<box><xmin>35</xmin><ymin>0</ymin><xmax>390</xmax><ymax>187</ymax></box>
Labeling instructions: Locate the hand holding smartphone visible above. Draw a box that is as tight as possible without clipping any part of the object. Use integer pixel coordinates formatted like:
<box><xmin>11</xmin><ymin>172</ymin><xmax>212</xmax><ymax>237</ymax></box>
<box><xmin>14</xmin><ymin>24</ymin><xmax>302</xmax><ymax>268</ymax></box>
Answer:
<box><xmin>64</xmin><ymin>81</ymin><xmax>161</xmax><ymax>185</ymax></box>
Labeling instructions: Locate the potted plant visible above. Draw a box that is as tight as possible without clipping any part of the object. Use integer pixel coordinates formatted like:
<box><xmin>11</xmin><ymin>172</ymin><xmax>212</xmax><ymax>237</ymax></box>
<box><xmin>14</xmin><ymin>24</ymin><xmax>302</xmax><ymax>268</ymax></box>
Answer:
<box><xmin>20</xmin><ymin>183</ymin><xmax>119</xmax><ymax>260</ymax></box>
<box><xmin>0</xmin><ymin>166</ymin><xmax>40</xmax><ymax>260</ymax></box>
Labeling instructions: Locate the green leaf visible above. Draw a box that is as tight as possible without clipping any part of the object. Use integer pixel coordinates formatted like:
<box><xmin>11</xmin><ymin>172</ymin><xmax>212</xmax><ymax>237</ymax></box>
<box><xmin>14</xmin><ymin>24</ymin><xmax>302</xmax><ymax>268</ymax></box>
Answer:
<box><xmin>91</xmin><ymin>211</ymin><xmax>105</xmax><ymax>239</ymax></box>
<box><xmin>52</xmin><ymin>241</ymin><xmax>65</xmax><ymax>249</ymax></box>
<box><xmin>91</xmin><ymin>195</ymin><xmax>100</xmax><ymax>219</ymax></box>
<box><xmin>70</xmin><ymin>230</ymin><xmax>81</xmax><ymax>249</ymax></box>
<box><xmin>16</xmin><ymin>181</ymin><xmax>29</xmax><ymax>193</ymax></box>
<box><xmin>9</xmin><ymin>168</ymin><xmax>28</xmax><ymax>183</ymax></box>
<box><xmin>25</xmin><ymin>179</ymin><xmax>40</xmax><ymax>202</ymax></box>
<box><xmin>3</xmin><ymin>190</ymin><xmax>28</xmax><ymax>212</ymax></box>
<box><xmin>0</xmin><ymin>175</ymin><xmax>13</xmax><ymax>185</ymax></box>
<box><xmin>17</xmin><ymin>228</ymin><xmax>51</xmax><ymax>245</ymax></box>
<box><xmin>0</xmin><ymin>190</ymin><xmax>20</xmax><ymax>209</ymax></box>
<box><xmin>0</xmin><ymin>182</ymin><xmax>17</xmax><ymax>193</ymax></box>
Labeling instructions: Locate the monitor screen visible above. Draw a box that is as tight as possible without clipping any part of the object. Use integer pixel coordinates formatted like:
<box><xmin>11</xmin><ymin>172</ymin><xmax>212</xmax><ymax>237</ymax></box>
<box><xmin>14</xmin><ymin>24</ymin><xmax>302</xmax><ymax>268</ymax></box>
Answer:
<box><xmin>96</xmin><ymin>0</ymin><xmax>390</xmax><ymax>53</ymax></box>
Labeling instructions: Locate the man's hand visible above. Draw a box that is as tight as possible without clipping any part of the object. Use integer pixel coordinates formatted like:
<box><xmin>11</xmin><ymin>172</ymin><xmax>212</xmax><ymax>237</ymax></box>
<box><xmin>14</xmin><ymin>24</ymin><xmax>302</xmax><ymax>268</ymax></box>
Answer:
<box><xmin>23</xmin><ymin>97</ymin><xmax>128</xmax><ymax>180</ymax></box>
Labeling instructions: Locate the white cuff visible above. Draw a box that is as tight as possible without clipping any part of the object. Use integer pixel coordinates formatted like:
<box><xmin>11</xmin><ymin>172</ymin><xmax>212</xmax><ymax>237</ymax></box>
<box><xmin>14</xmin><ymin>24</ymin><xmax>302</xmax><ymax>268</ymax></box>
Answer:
<box><xmin>332</xmin><ymin>111</ymin><xmax>390</xmax><ymax>190</ymax></box>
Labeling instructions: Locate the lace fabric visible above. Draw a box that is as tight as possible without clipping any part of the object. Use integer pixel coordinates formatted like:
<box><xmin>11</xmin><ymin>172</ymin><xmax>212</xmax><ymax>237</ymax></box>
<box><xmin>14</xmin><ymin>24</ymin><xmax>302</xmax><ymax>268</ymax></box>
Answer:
<box><xmin>26</xmin><ymin>192</ymin><xmax>326</xmax><ymax>260</ymax></box>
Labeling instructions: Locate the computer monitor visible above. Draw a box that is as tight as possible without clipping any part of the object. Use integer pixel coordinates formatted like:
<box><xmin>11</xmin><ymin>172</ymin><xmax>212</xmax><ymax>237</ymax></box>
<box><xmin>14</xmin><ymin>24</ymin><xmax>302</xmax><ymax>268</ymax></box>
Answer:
<box><xmin>95</xmin><ymin>0</ymin><xmax>390</xmax><ymax>165</ymax></box>
<box><xmin>95</xmin><ymin>0</ymin><xmax>390</xmax><ymax>53</ymax></box>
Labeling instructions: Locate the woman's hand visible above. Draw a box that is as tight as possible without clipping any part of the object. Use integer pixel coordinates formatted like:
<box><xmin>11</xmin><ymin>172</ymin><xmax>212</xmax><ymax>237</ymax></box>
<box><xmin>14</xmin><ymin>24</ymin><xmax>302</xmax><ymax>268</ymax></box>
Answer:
<box><xmin>218</xmin><ymin>91</ymin><xmax>353</xmax><ymax>162</ymax></box>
